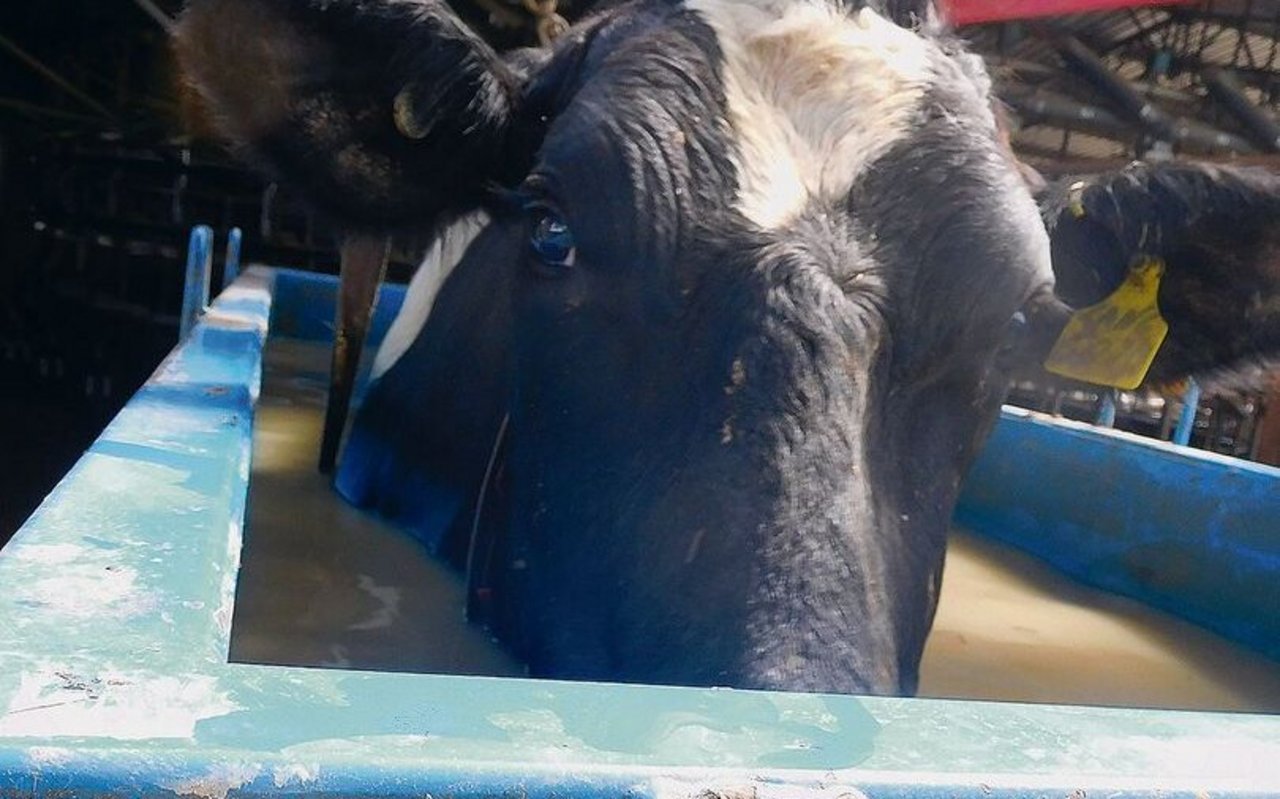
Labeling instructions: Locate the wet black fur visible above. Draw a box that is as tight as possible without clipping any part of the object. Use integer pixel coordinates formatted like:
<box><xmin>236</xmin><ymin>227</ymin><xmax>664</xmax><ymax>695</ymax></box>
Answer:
<box><xmin>1039</xmin><ymin>163</ymin><xmax>1280</xmax><ymax>383</ymax></box>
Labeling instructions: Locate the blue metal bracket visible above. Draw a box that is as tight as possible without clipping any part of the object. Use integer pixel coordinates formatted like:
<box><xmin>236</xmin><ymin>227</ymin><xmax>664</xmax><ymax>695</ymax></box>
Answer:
<box><xmin>180</xmin><ymin>225</ymin><xmax>214</xmax><ymax>340</ymax></box>
<box><xmin>222</xmin><ymin>227</ymin><xmax>243</xmax><ymax>292</ymax></box>
<box><xmin>1095</xmin><ymin>389</ymin><xmax>1118</xmax><ymax>428</ymax></box>
<box><xmin>1173</xmin><ymin>378</ymin><xmax>1203</xmax><ymax>447</ymax></box>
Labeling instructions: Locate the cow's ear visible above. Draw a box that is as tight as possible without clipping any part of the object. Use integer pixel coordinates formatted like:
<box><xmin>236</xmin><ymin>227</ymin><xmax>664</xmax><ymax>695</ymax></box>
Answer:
<box><xmin>175</xmin><ymin>0</ymin><xmax>528</xmax><ymax>232</ymax></box>
<box><xmin>1041</xmin><ymin>162</ymin><xmax>1280</xmax><ymax>385</ymax></box>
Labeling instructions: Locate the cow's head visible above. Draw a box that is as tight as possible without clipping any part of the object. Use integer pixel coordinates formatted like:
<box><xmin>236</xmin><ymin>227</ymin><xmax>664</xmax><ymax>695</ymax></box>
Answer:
<box><xmin>177</xmin><ymin>0</ymin><xmax>1279</xmax><ymax>695</ymax></box>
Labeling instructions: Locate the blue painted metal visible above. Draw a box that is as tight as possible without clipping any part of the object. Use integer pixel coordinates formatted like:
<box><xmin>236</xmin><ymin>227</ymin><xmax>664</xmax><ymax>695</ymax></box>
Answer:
<box><xmin>269</xmin><ymin>267</ymin><xmax>406</xmax><ymax>344</ymax></box>
<box><xmin>222</xmin><ymin>227</ymin><xmax>243</xmax><ymax>291</ymax></box>
<box><xmin>0</xmin><ymin>267</ymin><xmax>1278</xmax><ymax>798</ymax></box>
<box><xmin>1173</xmin><ymin>378</ymin><xmax>1203</xmax><ymax>446</ymax></box>
<box><xmin>1096</xmin><ymin>389</ymin><xmax>1117</xmax><ymax>428</ymax></box>
<box><xmin>180</xmin><ymin>225</ymin><xmax>214</xmax><ymax>340</ymax></box>
<box><xmin>958</xmin><ymin>405</ymin><xmax>1280</xmax><ymax>660</ymax></box>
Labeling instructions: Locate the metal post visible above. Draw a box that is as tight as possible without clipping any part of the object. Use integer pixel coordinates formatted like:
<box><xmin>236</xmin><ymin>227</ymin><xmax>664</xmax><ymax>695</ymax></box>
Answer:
<box><xmin>180</xmin><ymin>225</ymin><xmax>213</xmax><ymax>340</ymax></box>
<box><xmin>1250</xmin><ymin>375</ymin><xmax>1280</xmax><ymax>466</ymax></box>
<box><xmin>319</xmin><ymin>235</ymin><xmax>390</xmax><ymax>474</ymax></box>
<box><xmin>1173</xmin><ymin>378</ymin><xmax>1202</xmax><ymax>447</ymax></box>
<box><xmin>1096</xmin><ymin>389</ymin><xmax>1117</xmax><ymax>428</ymax></box>
<box><xmin>222</xmin><ymin>227</ymin><xmax>243</xmax><ymax>291</ymax></box>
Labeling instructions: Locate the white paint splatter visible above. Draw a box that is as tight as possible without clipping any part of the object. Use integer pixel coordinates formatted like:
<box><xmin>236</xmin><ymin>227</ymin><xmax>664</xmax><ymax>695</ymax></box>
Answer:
<box><xmin>0</xmin><ymin>669</ymin><xmax>239</xmax><ymax>740</ymax></box>
<box><xmin>18</xmin><ymin>564</ymin><xmax>151</xmax><ymax>620</ymax></box>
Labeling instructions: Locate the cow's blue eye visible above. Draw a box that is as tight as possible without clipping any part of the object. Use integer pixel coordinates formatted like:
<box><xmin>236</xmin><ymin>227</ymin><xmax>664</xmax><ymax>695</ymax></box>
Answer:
<box><xmin>529</xmin><ymin>209</ymin><xmax>576</xmax><ymax>271</ymax></box>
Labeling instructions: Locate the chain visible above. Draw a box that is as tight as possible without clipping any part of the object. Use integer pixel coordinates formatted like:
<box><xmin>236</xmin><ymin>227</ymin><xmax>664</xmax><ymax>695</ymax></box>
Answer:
<box><xmin>469</xmin><ymin>0</ymin><xmax>567</xmax><ymax>46</ymax></box>
<box><xmin>521</xmin><ymin>0</ymin><xmax>569</xmax><ymax>46</ymax></box>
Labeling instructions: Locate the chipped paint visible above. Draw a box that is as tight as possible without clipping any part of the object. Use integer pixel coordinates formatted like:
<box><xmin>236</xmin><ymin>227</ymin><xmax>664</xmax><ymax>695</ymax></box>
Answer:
<box><xmin>652</xmin><ymin>776</ymin><xmax>870</xmax><ymax>799</ymax></box>
<box><xmin>167</xmin><ymin>762</ymin><xmax>262</xmax><ymax>799</ymax></box>
<box><xmin>271</xmin><ymin>762</ymin><xmax>320</xmax><ymax>788</ymax></box>
<box><xmin>24</xmin><ymin>746</ymin><xmax>72</xmax><ymax>767</ymax></box>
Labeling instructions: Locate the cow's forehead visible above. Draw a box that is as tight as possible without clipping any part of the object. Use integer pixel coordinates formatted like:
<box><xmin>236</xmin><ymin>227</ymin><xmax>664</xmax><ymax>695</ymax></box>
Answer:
<box><xmin>683</xmin><ymin>0</ymin><xmax>975</xmax><ymax>229</ymax></box>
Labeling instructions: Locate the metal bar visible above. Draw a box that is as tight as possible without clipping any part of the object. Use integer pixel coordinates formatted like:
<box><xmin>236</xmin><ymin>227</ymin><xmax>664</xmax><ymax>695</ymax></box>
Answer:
<box><xmin>1173</xmin><ymin>378</ymin><xmax>1202</xmax><ymax>446</ymax></box>
<box><xmin>1004</xmin><ymin>87</ymin><xmax>1134</xmax><ymax>136</ymax></box>
<box><xmin>128</xmin><ymin>0</ymin><xmax>176</xmax><ymax>32</ymax></box>
<box><xmin>1167</xmin><ymin>52</ymin><xmax>1279</xmax><ymax>90</ymax></box>
<box><xmin>1101</xmin><ymin>12</ymin><xmax>1176</xmax><ymax>54</ymax></box>
<box><xmin>1238</xmin><ymin>0</ymin><xmax>1261</xmax><ymax>70</ymax></box>
<box><xmin>1002</xmin><ymin>82</ymin><xmax>1256</xmax><ymax>154</ymax></box>
<box><xmin>0</xmin><ymin>97</ymin><xmax>102</xmax><ymax>124</ymax></box>
<box><xmin>1253</xmin><ymin>376</ymin><xmax>1280</xmax><ymax>465</ymax></box>
<box><xmin>180</xmin><ymin>225</ymin><xmax>213</xmax><ymax>340</ymax></box>
<box><xmin>1014</xmin><ymin>149</ymin><xmax>1280</xmax><ymax>175</ymax></box>
<box><xmin>0</xmin><ymin>33</ymin><xmax>116</xmax><ymax>123</ymax></box>
<box><xmin>1202</xmin><ymin>67</ymin><xmax>1280</xmax><ymax>151</ymax></box>
<box><xmin>1096</xmin><ymin>390</ymin><xmax>1118</xmax><ymax>428</ymax></box>
<box><xmin>320</xmin><ymin>235</ymin><xmax>390</xmax><ymax>474</ymax></box>
<box><xmin>222</xmin><ymin>227</ymin><xmax>243</xmax><ymax>292</ymax></box>
<box><xmin>1053</xmin><ymin>35</ymin><xmax>1177</xmax><ymax>140</ymax></box>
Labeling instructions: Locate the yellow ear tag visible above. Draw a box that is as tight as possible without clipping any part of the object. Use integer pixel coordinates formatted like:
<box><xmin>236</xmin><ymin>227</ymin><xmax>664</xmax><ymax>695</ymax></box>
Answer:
<box><xmin>1044</xmin><ymin>257</ymin><xmax>1169</xmax><ymax>390</ymax></box>
<box><xmin>1067</xmin><ymin>181</ymin><xmax>1087</xmax><ymax>218</ymax></box>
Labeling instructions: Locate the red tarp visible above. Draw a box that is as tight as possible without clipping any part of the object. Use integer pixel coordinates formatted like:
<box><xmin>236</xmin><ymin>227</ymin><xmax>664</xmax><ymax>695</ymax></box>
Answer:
<box><xmin>940</xmin><ymin>0</ymin><xmax>1195</xmax><ymax>25</ymax></box>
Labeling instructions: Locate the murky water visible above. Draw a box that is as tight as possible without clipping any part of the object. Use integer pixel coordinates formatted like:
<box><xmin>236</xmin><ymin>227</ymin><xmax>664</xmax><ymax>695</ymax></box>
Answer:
<box><xmin>231</xmin><ymin>339</ymin><xmax>1280</xmax><ymax>711</ymax></box>
<box><xmin>229</xmin><ymin>339</ymin><xmax>523</xmax><ymax>678</ymax></box>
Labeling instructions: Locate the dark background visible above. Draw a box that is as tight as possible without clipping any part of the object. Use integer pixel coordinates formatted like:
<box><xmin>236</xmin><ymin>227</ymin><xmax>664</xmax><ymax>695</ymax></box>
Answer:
<box><xmin>0</xmin><ymin>0</ymin><xmax>330</xmax><ymax>537</ymax></box>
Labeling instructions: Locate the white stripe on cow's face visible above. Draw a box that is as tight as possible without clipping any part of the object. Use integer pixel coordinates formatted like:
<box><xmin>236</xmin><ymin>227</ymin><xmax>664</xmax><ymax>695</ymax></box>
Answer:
<box><xmin>686</xmin><ymin>0</ymin><xmax>938</xmax><ymax>229</ymax></box>
<box><xmin>371</xmin><ymin>210</ymin><xmax>490</xmax><ymax>379</ymax></box>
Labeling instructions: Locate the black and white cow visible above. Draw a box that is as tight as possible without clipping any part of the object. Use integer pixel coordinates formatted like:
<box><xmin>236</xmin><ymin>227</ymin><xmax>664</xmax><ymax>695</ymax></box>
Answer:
<box><xmin>176</xmin><ymin>0</ymin><xmax>1280</xmax><ymax>695</ymax></box>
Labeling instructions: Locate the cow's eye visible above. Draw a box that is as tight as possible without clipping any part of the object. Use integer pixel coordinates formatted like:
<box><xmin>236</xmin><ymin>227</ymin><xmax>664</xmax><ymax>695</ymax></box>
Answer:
<box><xmin>529</xmin><ymin>208</ymin><xmax>576</xmax><ymax>272</ymax></box>
<box><xmin>995</xmin><ymin>310</ymin><xmax>1032</xmax><ymax>371</ymax></box>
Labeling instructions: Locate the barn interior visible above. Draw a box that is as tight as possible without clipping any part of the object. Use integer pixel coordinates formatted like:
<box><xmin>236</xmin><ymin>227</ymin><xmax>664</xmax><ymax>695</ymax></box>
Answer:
<box><xmin>0</xmin><ymin>0</ymin><xmax>1277</xmax><ymax>710</ymax></box>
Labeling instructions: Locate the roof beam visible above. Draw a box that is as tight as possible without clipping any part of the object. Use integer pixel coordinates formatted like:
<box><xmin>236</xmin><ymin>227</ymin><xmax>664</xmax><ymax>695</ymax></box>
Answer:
<box><xmin>1015</xmin><ymin>149</ymin><xmax>1280</xmax><ymax>174</ymax></box>
<box><xmin>1046</xmin><ymin>33</ymin><xmax>1259</xmax><ymax>154</ymax></box>
<box><xmin>1096</xmin><ymin>12</ymin><xmax>1178</xmax><ymax>54</ymax></box>
<box><xmin>1002</xmin><ymin>84</ymin><xmax>1257</xmax><ymax>153</ymax></box>
<box><xmin>1053</xmin><ymin>34</ymin><xmax>1179</xmax><ymax>138</ymax></box>
<box><xmin>1202</xmin><ymin>66</ymin><xmax>1280</xmax><ymax>150</ymax></box>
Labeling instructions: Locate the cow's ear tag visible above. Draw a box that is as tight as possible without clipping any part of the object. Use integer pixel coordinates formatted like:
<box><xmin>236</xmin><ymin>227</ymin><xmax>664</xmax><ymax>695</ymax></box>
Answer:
<box><xmin>1043</xmin><ymin>257</ymin><xmax>1169</xmax><ymax>390</ymax></box>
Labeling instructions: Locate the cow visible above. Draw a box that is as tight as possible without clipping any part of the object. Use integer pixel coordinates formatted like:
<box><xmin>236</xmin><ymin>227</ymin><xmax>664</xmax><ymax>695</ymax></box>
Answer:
<box><xmin>175</xmin><ymin>0</ymin><xmax>1280</xmax><ymax>696</ymax></box>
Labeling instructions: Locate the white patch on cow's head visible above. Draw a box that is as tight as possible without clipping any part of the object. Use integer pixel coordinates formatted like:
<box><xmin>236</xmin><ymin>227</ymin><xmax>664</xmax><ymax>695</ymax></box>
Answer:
<box><xmin>371</xmin><ymin>210</ymin><xmax>490</xmax><ymax>379</ymax></box>
<box><xmin>686</xmin><ymin>0</ymin><xmax>940</xmax><ymax>229</ymax></box>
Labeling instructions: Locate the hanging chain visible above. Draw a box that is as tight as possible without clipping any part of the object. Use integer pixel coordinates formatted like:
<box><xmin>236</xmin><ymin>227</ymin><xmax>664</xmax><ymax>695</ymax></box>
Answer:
<box><xmin>521</xmin><ymin>0</ymin><xmax>569</xmax><ymax>46</ymax></box>
<box><xmin>469</xmin><ymin>0</ymin><xmax>568</xmax><ymax>46</ymax></box>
